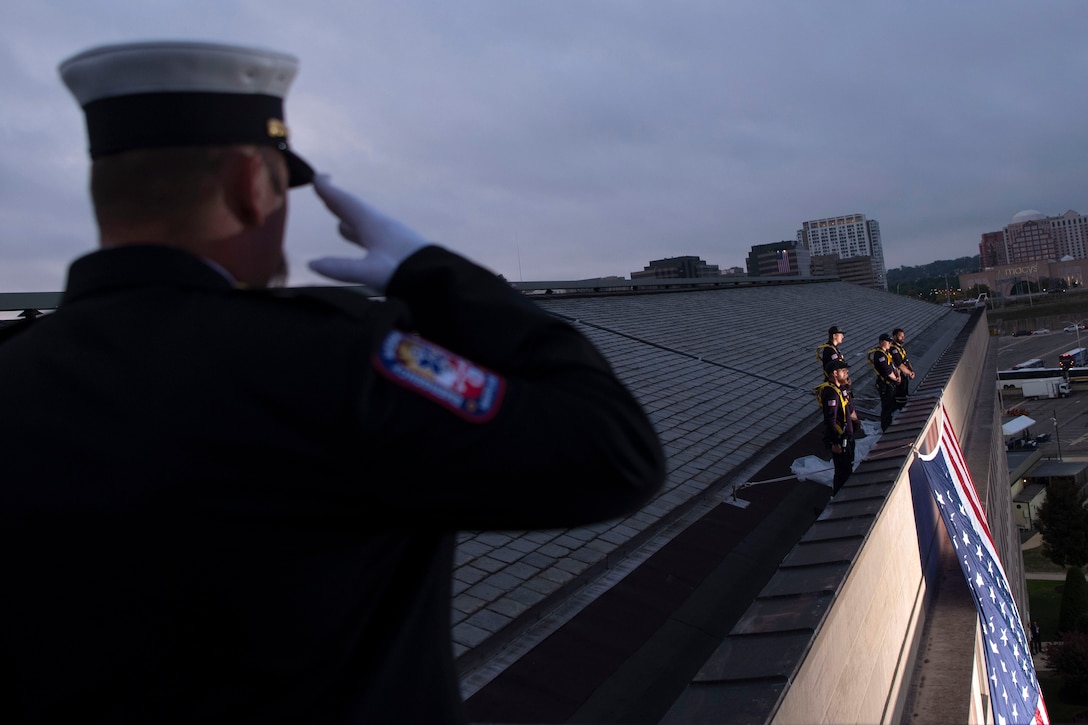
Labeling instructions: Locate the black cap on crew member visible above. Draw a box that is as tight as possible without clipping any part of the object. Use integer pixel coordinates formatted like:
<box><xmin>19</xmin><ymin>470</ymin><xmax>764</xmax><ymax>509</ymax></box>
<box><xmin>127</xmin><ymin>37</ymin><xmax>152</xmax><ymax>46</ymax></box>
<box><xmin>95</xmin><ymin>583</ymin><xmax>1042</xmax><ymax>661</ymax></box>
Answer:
<box><xmin>826</xmin><ymin>359</ymin><xmax>849</xmax><ymax>373</ymax></box>
<box><xmin>59</xmin><ymin>41</ymin><xmax>315</xmax><ymax>187</ymax></box>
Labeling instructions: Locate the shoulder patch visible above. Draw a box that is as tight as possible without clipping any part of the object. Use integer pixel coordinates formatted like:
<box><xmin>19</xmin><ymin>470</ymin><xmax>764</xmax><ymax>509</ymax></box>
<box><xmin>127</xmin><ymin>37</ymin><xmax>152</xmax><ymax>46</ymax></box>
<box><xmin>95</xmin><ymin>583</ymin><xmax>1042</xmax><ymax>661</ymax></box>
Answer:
<box><xmin>374</xmin><ymin>330</ymin><xmax>505</xmax><ymax>422</ymax></box>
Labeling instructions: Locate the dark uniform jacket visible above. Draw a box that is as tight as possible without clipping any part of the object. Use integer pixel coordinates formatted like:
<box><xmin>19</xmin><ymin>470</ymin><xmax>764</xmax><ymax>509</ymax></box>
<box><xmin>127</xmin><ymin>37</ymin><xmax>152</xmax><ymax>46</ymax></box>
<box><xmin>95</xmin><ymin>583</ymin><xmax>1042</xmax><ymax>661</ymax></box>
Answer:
<box><xmin>816</xmin><ymin>342</ymin><xmax>842</xmax><ymax>380</ymax></box>
<box><xmin>819</xmin><ymin>381</ymin><xmax>855</xmax><ymax>446</ymax></box>
<box><xmin>891</xmin><ymin>340</ymin><xmax>913</xmax><ymax>377</ymax></box>
<box><xmin>0</xmin><ymin>244</ymin><xmax>665</xmax><ymax>724</ymax></box>
<box><xmin>870</xmin><ymin>346</ymin><xmax>898</xmax><ymax>387</ymax></box>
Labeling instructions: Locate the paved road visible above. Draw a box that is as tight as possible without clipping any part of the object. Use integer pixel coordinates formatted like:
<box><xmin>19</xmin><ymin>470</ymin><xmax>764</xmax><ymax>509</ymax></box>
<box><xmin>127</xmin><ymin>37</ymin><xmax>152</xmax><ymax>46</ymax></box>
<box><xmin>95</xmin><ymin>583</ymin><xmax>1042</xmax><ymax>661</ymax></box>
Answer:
<box><xmin>1024</xmin><ymin>572</ymin><xmax>1066</xmax><ymax>581</ymax></box>
<box><xmin>996</xmin><ymin>329</ymin><xmax>1088</xmax><ymax>460</ymax></box>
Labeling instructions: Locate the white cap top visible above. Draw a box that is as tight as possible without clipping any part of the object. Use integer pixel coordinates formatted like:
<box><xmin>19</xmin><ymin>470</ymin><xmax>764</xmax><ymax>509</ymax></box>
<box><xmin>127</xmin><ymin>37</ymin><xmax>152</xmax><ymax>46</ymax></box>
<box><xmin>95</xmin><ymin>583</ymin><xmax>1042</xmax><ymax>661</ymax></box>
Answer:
<box><xmin>57</xmin><ymin>40</ymin><xmax>314</xmax><ymax>186</ymax></box>
<box><xmin>60</xmin><ymin>41</ymin><xmax>300</xmax><ymax>105</ymax></box>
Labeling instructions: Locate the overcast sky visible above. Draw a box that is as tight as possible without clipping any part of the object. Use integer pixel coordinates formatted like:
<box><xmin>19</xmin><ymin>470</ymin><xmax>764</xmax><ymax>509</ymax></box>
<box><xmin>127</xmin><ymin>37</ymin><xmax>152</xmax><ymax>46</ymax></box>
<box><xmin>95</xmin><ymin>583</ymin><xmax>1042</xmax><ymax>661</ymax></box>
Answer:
<box><xmin>2</xmin><ymin>1</ymin><xmax>1086</xmax><ymax>293</ymax></box>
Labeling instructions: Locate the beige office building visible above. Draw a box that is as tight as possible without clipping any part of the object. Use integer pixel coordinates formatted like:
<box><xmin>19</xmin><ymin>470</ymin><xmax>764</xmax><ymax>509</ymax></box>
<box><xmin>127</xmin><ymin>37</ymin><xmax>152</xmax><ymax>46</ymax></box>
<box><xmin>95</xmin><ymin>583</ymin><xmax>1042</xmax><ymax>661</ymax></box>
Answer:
<box><xmin>797</xmin><ymin>213</ymin><xmax>887</xmax><ymax>290</ymax></box>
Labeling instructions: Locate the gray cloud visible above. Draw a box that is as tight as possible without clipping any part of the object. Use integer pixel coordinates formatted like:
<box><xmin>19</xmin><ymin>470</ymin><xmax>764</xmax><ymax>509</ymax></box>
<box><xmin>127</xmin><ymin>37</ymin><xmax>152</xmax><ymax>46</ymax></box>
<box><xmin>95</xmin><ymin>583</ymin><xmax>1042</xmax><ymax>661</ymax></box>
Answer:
<box><xmin>2</xmin><ymin>0</ymin><xmax>1085</xmax><ymax>292</ymax></box>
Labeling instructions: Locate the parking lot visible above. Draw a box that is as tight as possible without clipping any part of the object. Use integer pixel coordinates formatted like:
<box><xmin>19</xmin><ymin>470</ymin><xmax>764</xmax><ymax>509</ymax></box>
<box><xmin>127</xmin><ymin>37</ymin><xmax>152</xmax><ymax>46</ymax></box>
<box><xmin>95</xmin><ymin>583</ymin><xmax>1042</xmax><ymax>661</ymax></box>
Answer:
<box><xmin>996</xmin><ymin>328</ymin><xmax>1088</xmax><ymax>459</ymax></box>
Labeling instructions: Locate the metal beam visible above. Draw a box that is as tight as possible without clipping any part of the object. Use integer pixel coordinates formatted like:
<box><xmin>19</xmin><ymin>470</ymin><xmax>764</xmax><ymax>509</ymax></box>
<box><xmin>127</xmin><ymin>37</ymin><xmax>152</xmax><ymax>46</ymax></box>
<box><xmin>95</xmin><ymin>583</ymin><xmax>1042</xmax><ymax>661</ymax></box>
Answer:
<box><xmin>0</xmin><ymin>292</ymin><xmax>61</xmax><ymax>312</ymax></box>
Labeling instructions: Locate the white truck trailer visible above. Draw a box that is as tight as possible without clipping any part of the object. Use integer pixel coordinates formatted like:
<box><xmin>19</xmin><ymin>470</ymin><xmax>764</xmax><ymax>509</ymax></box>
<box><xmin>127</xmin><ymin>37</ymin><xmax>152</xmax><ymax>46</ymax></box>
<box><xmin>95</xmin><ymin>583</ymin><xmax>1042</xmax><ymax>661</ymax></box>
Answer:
<box><xmin>1021</xmin><ymin>377</ymin><xmax>1071</xmax><ymax>399</ymax></box>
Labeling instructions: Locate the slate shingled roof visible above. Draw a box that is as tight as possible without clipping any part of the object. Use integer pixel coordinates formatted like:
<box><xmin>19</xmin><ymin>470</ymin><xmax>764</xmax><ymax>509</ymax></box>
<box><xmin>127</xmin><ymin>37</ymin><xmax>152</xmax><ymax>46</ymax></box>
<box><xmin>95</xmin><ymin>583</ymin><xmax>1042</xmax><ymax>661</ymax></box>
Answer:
<box><xmin>455</xmin><ymin>278</ymin><xmax>972</xmax><ymax>721</ymax></box>
<box><xmin>0</xmin><ymin>279</ymin><xmax>972</xmax><ymax>721</ymax></box>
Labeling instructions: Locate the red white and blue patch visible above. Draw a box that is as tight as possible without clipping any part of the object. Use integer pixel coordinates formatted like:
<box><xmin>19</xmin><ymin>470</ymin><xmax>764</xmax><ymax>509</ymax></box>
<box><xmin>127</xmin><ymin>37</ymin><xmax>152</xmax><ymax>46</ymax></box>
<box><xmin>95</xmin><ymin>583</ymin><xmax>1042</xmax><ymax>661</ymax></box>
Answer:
<box><xmin>375</xmin><ymin>330</ymin><xmax>505</xmax><ymax>421</ymax></box>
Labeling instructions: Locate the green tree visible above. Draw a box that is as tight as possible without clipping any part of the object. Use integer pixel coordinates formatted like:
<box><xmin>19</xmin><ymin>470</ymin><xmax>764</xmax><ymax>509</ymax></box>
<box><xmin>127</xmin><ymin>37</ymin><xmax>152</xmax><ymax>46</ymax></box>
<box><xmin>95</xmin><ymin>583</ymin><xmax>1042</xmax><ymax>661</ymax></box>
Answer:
<box><xmin>965</xmin><ymin>283</ymin><xmax>990</xmax><ymax>298</ymax></box>
<box><xmin>1060</xmin><ymin>567</ymin><xmax>1088</xmax><ymax>634</ymax></box>
<box><xmin>1037</xmin><ymin>480</ymin><xmax>1088</xmax><ymax>568</ymax></box>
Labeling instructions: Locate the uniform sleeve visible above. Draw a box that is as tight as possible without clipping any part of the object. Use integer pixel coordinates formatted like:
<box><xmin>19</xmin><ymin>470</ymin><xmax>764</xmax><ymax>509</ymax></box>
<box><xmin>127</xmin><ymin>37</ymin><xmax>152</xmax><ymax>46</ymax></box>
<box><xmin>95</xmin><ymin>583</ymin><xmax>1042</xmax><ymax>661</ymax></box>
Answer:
<box><xmin>874</xmin><ymin>352</ymin><xmax>893</xmax><ymax>380</ymax></box>
<box><xmin>348</xmin><ymin>246</ymin><xmax>666</xmax><ymax>530</ymax></box>
<box><xmin>820</xmin><ymin>388</ymin><xmax>839</xmax><ymax>445</ymax></box>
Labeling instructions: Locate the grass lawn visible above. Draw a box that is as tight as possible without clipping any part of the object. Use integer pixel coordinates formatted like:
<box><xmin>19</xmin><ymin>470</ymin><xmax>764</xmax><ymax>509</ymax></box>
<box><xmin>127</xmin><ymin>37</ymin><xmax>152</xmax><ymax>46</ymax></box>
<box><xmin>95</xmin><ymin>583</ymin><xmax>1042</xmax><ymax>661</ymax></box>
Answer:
<box><xmin>1029</xmin><ymin>578</ymin><xmax>1064</xmax><ymax>648</ymax></box>
<box><xmin>1028</xmin><ymin>579</ymin><xmax>1080</xmax><ymax>720</ymax></box>
<box><xmin>1025</xmin><ymin>544</ymin><xmax>1082</xmax><ymax>719</ymax></box>
<box><xmin>1023</xmin><ymin>541</ymin><xmax>1088</xmax><ymax>722</ymax></box>
<box><xmin>1037</xmin><ymin>671</ymin><xmax>1088</xmax><ymax>723</ymax></box>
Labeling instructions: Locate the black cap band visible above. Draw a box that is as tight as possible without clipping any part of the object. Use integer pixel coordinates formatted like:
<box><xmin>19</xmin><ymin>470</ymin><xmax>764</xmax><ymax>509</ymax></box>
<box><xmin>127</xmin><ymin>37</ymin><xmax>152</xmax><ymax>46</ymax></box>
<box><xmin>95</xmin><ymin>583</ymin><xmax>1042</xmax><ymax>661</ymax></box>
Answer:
<box><xmin>83</xmin><ymin>91</ymin><xmax>313</xmax><ymax>187</ymax></box>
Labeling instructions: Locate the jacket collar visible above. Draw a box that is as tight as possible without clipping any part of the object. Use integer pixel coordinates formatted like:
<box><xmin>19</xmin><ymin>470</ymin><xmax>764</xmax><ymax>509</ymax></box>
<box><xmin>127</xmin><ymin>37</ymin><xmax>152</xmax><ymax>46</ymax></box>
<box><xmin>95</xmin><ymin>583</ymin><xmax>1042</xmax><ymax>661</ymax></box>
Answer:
<box><xmin>62</xmin><ymin>245</ymin><xmax>234</xmax><ymax>305</ymax></box>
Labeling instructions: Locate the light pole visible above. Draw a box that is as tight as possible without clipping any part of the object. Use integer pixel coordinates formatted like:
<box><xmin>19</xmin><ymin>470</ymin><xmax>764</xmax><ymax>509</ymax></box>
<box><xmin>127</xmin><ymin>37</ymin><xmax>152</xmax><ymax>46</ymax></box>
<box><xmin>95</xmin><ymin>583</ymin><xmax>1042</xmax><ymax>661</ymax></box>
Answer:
<box><xmin>1062</xmin><ymin>320</ymin><xmax>1086</xmax><ymax>349</ymax></box>
<box><xmin>1053</xmin><ymin>411</ymin><xmax>1063</xmax><ymax>462</ymax></box>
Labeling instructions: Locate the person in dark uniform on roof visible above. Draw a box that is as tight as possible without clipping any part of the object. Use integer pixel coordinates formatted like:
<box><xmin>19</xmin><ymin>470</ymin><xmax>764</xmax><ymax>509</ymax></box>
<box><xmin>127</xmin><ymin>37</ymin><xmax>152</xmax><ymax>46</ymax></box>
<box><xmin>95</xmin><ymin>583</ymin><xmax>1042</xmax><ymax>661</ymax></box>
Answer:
<box><xmin>890</xmin><ymin>327</ymin><xmax>916</xmax><ymax>410</ymax></box>
<box><xmin>871</xmin><ymin>332</ymin><xmax>902</xmax><ymax>432</ymax></box>
<box><xmin>819</xmin><ymin>359</ymin><xmax>858</xmax><ymax>494</ymax></box>
<box><xmin>0</xmin><ymin>41</ymin><xmax>665</xmax><ymax>724</ymax></box>
<box><xmin>817</xmin><ymin>325</ymin><xmax>846</xmax><ymax>382</ymax></box>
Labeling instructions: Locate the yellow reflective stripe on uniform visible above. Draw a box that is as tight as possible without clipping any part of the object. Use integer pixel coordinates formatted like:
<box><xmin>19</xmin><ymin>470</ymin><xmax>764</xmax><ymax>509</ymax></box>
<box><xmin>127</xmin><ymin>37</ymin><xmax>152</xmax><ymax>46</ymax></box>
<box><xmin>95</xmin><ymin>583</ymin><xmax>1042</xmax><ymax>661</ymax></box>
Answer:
<box><xmin>894</xmin><ymin>342</ymin><xmax>910</xmax><ymax>366</ymax></box>
<box><xmin>868</xmin><ymin>347</ymin><xmax>895</xmax><ymax>384</ymax></box>
<box><xmin>814</xmin><ymin>381</ymin><xmax>848</xmax><ymax>436</ymax></box>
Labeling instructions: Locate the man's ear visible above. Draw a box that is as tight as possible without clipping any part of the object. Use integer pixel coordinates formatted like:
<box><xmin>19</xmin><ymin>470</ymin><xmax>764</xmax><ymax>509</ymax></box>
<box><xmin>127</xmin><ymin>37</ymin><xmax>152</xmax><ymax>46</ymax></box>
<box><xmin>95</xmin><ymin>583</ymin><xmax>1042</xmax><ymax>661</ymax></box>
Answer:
<box><xmin>223</xmin><ymin>149</ymin><xmax>284</xmax><ymax>228</ymax></box>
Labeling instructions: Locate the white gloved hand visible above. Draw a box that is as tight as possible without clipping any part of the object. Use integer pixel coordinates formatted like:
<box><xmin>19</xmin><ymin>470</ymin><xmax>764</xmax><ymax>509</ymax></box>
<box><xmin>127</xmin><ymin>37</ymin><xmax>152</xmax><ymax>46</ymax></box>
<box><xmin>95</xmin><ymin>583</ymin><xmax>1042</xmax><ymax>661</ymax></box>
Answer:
<box><xmin>309</xmin><ymin>175</ymin><xmax>430</xmax><ymax>291</ymax></box>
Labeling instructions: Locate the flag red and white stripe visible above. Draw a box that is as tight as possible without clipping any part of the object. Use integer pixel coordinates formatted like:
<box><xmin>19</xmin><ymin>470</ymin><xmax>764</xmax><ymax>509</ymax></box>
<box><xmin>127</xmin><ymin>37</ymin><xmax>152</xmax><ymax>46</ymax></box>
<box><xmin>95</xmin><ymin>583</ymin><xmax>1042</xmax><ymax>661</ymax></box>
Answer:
<box><xmin>911</xmin><ymin>405</ymin><xmax>1049</xmax><ymax>725</ymax></box>
<box><xmin>776</xmin><ymin>249</ymin><xmax>790</xmax><ymax>273</ymax></box>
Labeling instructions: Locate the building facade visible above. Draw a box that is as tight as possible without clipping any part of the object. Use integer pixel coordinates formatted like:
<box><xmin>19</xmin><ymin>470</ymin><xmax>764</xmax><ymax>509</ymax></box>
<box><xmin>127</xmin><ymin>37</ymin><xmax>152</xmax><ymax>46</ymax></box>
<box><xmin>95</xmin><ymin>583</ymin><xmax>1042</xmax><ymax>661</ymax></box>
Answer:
<box><xmin>631</xmin><ymin>255</ymin><xmax>721</xmax><ymax>280</ymax></box>
<box><xmin>978</xmin><ymin>209</ymin><xmax>1088</xmax><ymax>267</ymax></box>
<box><xmin>1007</xmin><ymin>211</ymin><xmax>1057</xmax><ymax>263</ymax></box>
<box><xmin>959</xmin><ymin>257</ymin><xmax>1088</xmax><ymax>297</ymax></box>
<box><xmin>810</xmin><ymin>253</ymin><xmax>883</xmax><ymax>289</ymax></box>
<box><xmin>745</xmin><ymin>241</ymin><xmax>811</xmax><ymax>277</ymax></box>
<box><xmin>1051</xmin><ymin>209</ymin><xmax>1088</xmax><ymax>260</ymax></box>
<box><xmin>797</xmin><ymin>213</ymin><xmax>887</xmax><ymax>290</ymax></box>
<box><xmin>979</xmin><ymin>230</ymin><xmax>1006</xmax><ymax>268</ymax></box>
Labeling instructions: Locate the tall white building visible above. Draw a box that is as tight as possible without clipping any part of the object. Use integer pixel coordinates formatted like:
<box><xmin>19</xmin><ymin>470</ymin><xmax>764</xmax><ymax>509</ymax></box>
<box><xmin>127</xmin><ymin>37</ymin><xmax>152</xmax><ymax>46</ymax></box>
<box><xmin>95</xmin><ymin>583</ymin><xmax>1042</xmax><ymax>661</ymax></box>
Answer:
<box><xmin>797</xmin><ymin>213</ymin><xmax>887</xmax><ymax>290</ymax></box>
<box><xmin>1049</xmin><ymin>209</ymin><xmax>1088</xmax><ymax>260</ymax></box>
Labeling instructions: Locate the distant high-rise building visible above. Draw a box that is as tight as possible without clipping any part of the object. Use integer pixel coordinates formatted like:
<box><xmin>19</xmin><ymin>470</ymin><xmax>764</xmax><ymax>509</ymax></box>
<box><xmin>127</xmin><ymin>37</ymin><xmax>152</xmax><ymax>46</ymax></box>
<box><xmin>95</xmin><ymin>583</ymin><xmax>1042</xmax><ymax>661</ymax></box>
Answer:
<box><xmin>809</xmin><ymin>254</ymin><xmax>883</xmax><ymax>288</ymax></box>
<box><xmin>978</xmin><ymin>209</ymin><xmax>1088</xmax><ymax>267</ymax></box>
<box><xmin>797</xmin><ymin>213</ymin><xmax>886</xmax><ymax>290</ymax></box>
<box><xmin>978</xmin><ymin>230</ymin><xmax>1006</xmax><ymax>268</ymax></box>
<box><xmin>1005</xmin><ymin>210</ymin><xmax>1056</xmax><ymax>262</ymax></box>
<box><xmin>631</xmin><ymin>255</ymin><xmax>721</xmax><ymax>280</ymax></box>
<box><xmin>745</xmin><ymin>241</ymin><xmax>811</xmax><ymax>277</ymax></box>
<box><xmin>1050</xmin><ymin>209</ymin><xmax>1088</xmax><ymax>260</ymax></box>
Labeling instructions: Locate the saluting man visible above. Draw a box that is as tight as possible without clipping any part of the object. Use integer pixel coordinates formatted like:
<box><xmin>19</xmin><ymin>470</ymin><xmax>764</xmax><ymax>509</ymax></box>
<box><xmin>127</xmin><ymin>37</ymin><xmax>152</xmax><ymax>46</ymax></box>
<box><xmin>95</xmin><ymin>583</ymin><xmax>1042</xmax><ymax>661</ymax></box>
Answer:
<box><xmin>0</xmin><ymin>40</ymin><xmax>665</xmax><ymax>724</ymax></box>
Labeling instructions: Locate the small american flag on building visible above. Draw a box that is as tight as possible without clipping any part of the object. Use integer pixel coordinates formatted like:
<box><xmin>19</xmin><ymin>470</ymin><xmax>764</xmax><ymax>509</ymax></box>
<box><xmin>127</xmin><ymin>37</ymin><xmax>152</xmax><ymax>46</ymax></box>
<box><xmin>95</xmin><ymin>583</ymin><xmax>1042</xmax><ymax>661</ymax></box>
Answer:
<box><xmin>776</xmin><ymin>249</ymin><xmax>790</xmax><ymax>273</ymax></box>
<box><xmin>911</xmin><ymin>405</ymin><xmax>1049</xmax><ymax>724</ymax></box>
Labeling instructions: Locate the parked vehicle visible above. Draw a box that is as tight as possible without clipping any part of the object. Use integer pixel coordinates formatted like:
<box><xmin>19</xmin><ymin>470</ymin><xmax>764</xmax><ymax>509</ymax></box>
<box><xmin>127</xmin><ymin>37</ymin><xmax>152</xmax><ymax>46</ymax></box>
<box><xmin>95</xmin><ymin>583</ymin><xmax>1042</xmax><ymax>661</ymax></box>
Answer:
<box><xmin>954</xmin><ymin>293</ymin><xmax>989</xmax><ymax>309</ymax></box>
<box><xmin>1065</xmin><ymin>324</ymin><xmax>1087</xmax><ymax>332</ymax></box>
<box><xmin>1012</xmin><ymin>330</ymin><xmax>1033</xmax><ymax>337</ymax></box>
<box><xmin>996</xmin><ymin>368</ymin><xmax>1064</xmax><ymax>389</ymax></box>
<box><xmin>1021</xmin><ymin>378</ymin><xmax>1071</xmax><ymax>399</ymax></box>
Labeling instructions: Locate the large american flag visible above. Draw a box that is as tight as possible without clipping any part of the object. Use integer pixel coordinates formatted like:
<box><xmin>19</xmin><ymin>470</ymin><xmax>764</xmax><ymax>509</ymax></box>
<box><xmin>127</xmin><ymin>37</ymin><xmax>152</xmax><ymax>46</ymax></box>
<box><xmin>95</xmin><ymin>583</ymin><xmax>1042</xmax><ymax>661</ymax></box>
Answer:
<box><xmin>911</xmin><ymin>405</ymin><xmax>1049</xmax><ymax>724</ymax></box>
<box><xmin>776</xmin><ymin>249</ymin><xmax>790</xmax><ymax>274</ymax></box>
